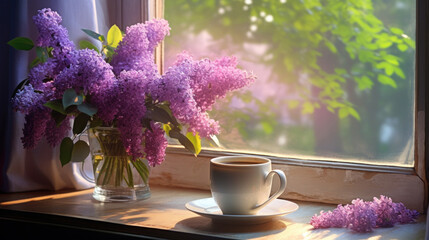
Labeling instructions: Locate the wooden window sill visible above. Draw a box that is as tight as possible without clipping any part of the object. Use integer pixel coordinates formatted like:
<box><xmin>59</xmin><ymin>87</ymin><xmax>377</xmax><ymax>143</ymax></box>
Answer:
<box><xmin>0</xmin><ymin>185</ymin><xmax>426</xmax><ymax>239</ymax></box>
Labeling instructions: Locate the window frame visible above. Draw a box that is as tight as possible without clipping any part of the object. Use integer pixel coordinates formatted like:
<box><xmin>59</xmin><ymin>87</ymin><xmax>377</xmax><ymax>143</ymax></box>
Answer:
<box><xmin>144</xmin><ymin>0</ymin><xmax>428</xmax><ymax>212</ymax></box>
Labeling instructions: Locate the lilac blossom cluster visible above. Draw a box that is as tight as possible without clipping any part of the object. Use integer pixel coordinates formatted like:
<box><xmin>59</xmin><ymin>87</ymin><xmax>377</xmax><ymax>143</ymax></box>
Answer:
<box><xmin>13</xmin><ymin>8</ymin><xmax>75</xmax><ymax>149</ymax></box>
<box><xmin>115</xmin><ymin>70</ymin><xmax>149</xmax><ymax>158</ymax></box>
<box><xmin>148</xmin><ymin>52</ymin><xmax>255</xmax><ymax>137</ymax></box>
<box><xmin>32</xmin><ymin>8</ymin><xmax>74</xmax><ymax>67</ymax></box>
<box><xmin>310</xmin><ymin>195</ymin><xmax>419</xmax><ymax>233</ymax></box>
<box><xmin>110</xmin><ymin>19</ymin><xmax>169</xmax><ymax>76</ymax></box>
<box><xmin>143</xmin><ymin>123</ymin><xmax>168</xmax><ymax>167</ymax></box>
<box><xmin>12</xmin><ymin>8</ymin><xmax>254</xmax><ymax>167</ymax></box>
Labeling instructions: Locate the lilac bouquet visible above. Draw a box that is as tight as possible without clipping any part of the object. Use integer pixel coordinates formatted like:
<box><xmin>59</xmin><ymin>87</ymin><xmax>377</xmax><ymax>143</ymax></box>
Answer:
<box><xmin>9</xmin><ymin>9</ymin><xmax>254</xmax><ymax>171</ymax></box>
<box><xmin>310</xmin><ymin>195</ymin><xmax>419</xmax><ymax>233</ymax></box>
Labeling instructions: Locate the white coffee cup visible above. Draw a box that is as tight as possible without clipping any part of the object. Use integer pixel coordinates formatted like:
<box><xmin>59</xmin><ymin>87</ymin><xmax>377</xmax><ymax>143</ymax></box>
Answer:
<box><xmin>210</xmin><ymin>156</ymin><xmax>287</xmax><ymax>215</ymax></box>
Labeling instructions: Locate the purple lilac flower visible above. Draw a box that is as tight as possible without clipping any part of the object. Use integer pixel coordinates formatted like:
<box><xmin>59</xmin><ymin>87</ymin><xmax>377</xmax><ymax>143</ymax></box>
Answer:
<box><xmin>115</xmin><ymin>70</ymin><xmax>150</xmax><ymax>158</ymax></box>
<box><xmin>148</xmin><ymin>59</ymin><xmax>220</xmax><ymax>138</ymax></box>
<box><xmin>310</xmin><ymin>204</ymin><xmax>348</xmax><ymax>229</ymax></box>
<box><xmin>21</xmin><ymin>108</ymin><xmax>51</xmax><ymax>149</ymax></box>
<box><xmin>149</xmin><ymin>52</ymin><xmax>254</xmax><ymax>137</ymax></box>
<box><xmin>110</xmin><ymin>19</ymin><xmax>170</xmax><ymax>76</ymax></box>
<box><xmin>32</xmin><ymin>8</ymin><xmax>75</xmax><ymax>66</ymax></box>
<box><xmin>11</xmin><ymin>85</ymin><xmax>44</xmax><ymax>114</ymax></box>
<box><xmin>144</xmin><ymin>122</ymin><xmax>168</xmax><ymax>167</ymax></box>
<box><xmin>13</xmin><ymin>8</ymin><xmax>76</xmax><ymax>150</ymax></box>
<box><xmin>31</xmin><ymin>8</ymin><xmax>75</xmax><ymax>93</ymax></box>
<box><xmin>372</xmin><ymin>195</ymin><xmax>398</xmax><ymax>227</ymax></box>
<box><xmin>395</xmin><ymin>202</ymin><xmax>420</xmax><ymax>224</ymax></box>
<box><xmin>54</xmin><ymin>49</ymin><xmax>118</xmax><ymax>123</ymax></box>
<box><xmin>145</xmin><ymin>18</ymin><xmax>171</xmax><ymax>50</ymax></box>
<box><xmin>12</xmin><ymin>83</ymin><xmax>59</xmax><ymax>148</ymax></box>
<box><xmin>177</xmin><ymin>52</ymin><xmax>255</xmax><ymax>112</ymax></box>
<box><xmin>346</xmin><ymin>199</ymin><xmax>377</xmax><ymax>232</ymax></box>
<box><xmin>27</xmin><ymin>59</ymin><xmax>58</xmax><ymax>92</ymax></box>
<box><xmin>13</xmin><ymin>84</ymin><xmax>59</xmax><ymax>148</ymax></box>
<box><xmin>44</xmin><ymin>116</ymin><xmax>72</xmax><ymax>147</ymax></box>
<box><xmin>310</xmin><ymin>195</ymin><xmax>419</xmax><ymax>233</ymax></box>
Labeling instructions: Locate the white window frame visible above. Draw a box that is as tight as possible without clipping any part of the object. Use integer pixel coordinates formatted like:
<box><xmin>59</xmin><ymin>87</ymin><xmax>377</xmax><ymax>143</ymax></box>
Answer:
<box><xmin>137</xmin><ymin>0</ymin><xmax>428</xmax><ymax>212</ymax></box>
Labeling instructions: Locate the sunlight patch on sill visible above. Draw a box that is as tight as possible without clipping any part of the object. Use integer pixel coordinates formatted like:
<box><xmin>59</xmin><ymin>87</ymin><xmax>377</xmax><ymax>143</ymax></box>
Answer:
<box><xmin>0</xmin><ymin>189</ymin><xmax>92</xmax><ymax>206</ymax></box>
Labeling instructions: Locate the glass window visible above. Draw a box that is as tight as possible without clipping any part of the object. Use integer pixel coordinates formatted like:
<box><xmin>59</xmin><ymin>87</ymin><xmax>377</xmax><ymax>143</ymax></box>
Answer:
<box><xmin>164</xmin><ymin>0</ymin><xmax>416</xmax><ymax>167</ymax></box>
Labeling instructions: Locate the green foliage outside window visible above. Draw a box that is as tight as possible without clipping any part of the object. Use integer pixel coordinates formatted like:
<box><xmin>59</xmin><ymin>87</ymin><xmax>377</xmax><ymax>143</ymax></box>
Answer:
<box><xmin>165</xmin><ymin>0</ymin><xmax>416</xmax><ymax>163</ymax></box>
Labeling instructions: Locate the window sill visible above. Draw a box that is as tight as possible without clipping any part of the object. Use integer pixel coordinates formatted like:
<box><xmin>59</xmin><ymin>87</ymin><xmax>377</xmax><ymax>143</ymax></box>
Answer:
<box><xmin>152</xmin><ymin>149</ymin><xmax>426</xmax><ymax>212</ymax></box>
<box><xmin>0</xmin><ymin>185</ymin><xmax>426</xmax><ymax>239</ymax></box>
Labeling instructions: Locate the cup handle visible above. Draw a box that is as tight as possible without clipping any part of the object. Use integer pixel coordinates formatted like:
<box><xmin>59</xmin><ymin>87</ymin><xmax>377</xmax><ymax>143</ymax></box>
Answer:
<box><xmin>253</xmin><ymin>169</ymin><xmax>287</xmax><ymax>212</ymax></box>
<box><xmin>79</xmin><ymin>161</ymin><xmax>95</xmax><ymax>184</ymax></box>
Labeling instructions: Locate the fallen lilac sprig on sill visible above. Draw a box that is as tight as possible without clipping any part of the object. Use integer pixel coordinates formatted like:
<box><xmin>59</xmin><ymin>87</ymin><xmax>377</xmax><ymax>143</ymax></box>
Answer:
<box><xmin>310</xmin><ymin>195</ymin><xmax>419</xmax><ymax>233</ymax></box>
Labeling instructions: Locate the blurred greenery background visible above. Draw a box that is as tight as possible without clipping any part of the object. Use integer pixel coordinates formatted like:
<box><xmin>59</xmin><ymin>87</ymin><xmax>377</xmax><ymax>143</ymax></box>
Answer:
<box><xmin>164</xmin><ymin>0</ymin><xmax>416</xmax><ymax>166</ymax></box>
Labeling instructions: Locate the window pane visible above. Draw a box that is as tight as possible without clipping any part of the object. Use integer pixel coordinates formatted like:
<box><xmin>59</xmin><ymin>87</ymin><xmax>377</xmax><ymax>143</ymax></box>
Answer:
<box><xmin>164</xmin><ymin>0</ymin><xmax>416</xmax><ymax>166</ymax></box>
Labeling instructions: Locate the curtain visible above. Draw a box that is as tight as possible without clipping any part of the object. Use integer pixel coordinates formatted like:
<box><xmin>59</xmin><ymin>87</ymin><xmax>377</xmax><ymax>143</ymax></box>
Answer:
<box><xmin>0</xmin><ymin>0</ymin><xmax>119</xmax><ymax>192</ymax></box>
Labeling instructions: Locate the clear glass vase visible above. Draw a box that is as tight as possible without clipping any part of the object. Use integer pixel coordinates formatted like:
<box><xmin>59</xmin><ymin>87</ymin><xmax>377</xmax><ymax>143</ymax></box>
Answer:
<box><xmin>86</xmin><ymin>127</ymin><xmax>151</xmax><ymax>202</ymax></box>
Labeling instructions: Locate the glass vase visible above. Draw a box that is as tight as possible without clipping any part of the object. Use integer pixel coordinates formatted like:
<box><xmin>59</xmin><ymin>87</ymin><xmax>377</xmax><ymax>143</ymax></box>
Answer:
<box><xmin>86</xmin><ymin>127</ymin><xmax>151</xmax><ymax>202</ymax></box>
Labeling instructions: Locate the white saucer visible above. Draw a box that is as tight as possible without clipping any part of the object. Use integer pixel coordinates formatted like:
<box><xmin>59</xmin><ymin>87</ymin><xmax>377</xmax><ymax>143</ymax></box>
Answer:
<box><xmin>185</xmin><ymin>198</ymin><xmax>299</xmax><ymax>225</ymax></box>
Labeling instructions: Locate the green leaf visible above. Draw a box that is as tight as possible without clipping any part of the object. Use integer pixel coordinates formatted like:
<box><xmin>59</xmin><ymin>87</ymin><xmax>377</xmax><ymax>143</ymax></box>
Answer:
<box><xmin>338</xmin><ymin>106</ymin><xmax>360</xmax><ymax>121</ymax></box>
<box><xmin>327</xmin><ymin>106</ymin><xmax>335</xmax><ymax>113</ymax></box>
<box><xmin>324</xmin><ymin>40</ymin><xmax>337</xmax><ymax>53</ymax></box>
<box><xmin>11</xmin><ymin>78</ymin><xmax>30</xmax><ymax>99</ymax></box>
<box><xmin>51</xmin><ymin>110</ymin><xmax>67</xmax><ymax>126</ymax></box>
<box><xmin>47</xmin><ymin>47</ymin><xmax>54</xmax><ymax>57</ymax></box>
<box><xmin>397</xmin><ymin>43</ymin><xmax>408</xmax><ymax>52</ymax></box>
<box><xmin>7</xmin><ymin>37</ymin><xmax>34</xmax><ymax>50</ymax></box>
<box><xmin>60</xmin><ymin>137</ymin><xmax>74</xmax><ymax>166</ymax></box>
<box><xmin>377</xmin><ymin>74</ymin><xmax>397</xmax><ymax>88</ymax></box>
<box><xmin>354</xmin><ymin>76</ymin><xmax>373</xmax><ymax>90</ymax></box>
<box><xmin>334</xmin><ymin>68</ymin><xmax>347</xmax><ymax>75</ymax></box>
<box><xmin>390</xmin><ymin>27</ymin><xmax>403</xmax><ymax>35</ymax></box>
<box><xmin>348</xmin><ymin>107</ymin><xmax>361</xmax><ymax>121</ymax></box>
<box><xmin>186</xmin><ymin>132</ymin><xmax>202</xmax><ymax>155</ymax></box>
<box><xmin>79</xmin><ymin>40</ymin><xmax>99</xmax><ymax>53</ymax></box>
<box><xmin>377</xmin><ymin>40</ymin><xmax>393</xmax><ymax>49</ymax></box>
<box><xmin>77</xmin><ymin>102</ymin><xmax>97</xmax><ymax>117</ymax></box>
<box><xmin>163</xmin><ymin>124</ymin><xmax>172</xmax><ymax>135</ymax></box>
<box><xmin>29</xmin><ymin>57</ymin><xmax>42</xmax><ymax>68</ymax></box>
<box><xmin>62</xmin><ymin>89</ymin><xmax>83</xmax><ymax>109</ymax></box>
<box><xmin>169</xmin><ymin>129</ymin><xmax>196</xmax><ymax>155</ymax></box>
<box><xmin>384</xmin><ymin>55</ymin><xmax>400</xmax><ymax>66</ymax></box>
<box><xmin>107</xmin><ymin>24</ymin><xmax>122</xmax><ymax>48</ymax></box>
<box><xmin>73</xmin><ymin>113</ymin><xmax>90</xmax><ymax>135</ymax></box>
<box><xmin>44</xmin><ymin>99</ymin><xmax>66</xmax><ymax>114</ymax></box>
<box><xmin>81</xmin><ymin>29</ymin><xmax>105</xmax><ymax>42</ymax></box>
<box><xmin>358</xmin><ymin>50</ymin><xmax>374</xmax><ymax>63</ymax></box>
<box><xmin>403</xmin><ymin>38</ymin><xmax>415</xmax><ymax>49</ymax></box>
<box><xmin>104</xmin><ymin>45</ymin><xmax>116</xmax><ymax>59</ymax></box>
<box><xmin>141</xmin><ymin>118</ymin><xmax>153</xmax><ymax>132</ymax></box>
<box><xmin>395</xmin><ymin>68</ymin><xmax>406</xmax><ymax>79</ymax></box>
<box><xmin>302</xmin><ymin>102</ymin><xmax>315</xmax><ymax>114</ymax></box>
<box><xmin>338</xmin><ymin>107</ymin><xmax>349</xmax><ymax>119</ymax></box>
<box><xmin>159</xmin><ymin>104</ymin><xmax>180</xmax><ymax>126</ymax></box>
<box><xmin>375</xmin><ymin>62</ymin><xmax>395</xmax><ymax>76</ymax></box>
<box><xmin>65</xmin><ymin>105</ymin><xmax>78</xmax><ymax>114</ymax></box>
<box><xmin>71</xmin><ymin>140</ymin><xmax>90</xmax><ymax>163</ymax></box>
<box><xmin>35</xmin><ymin>47</ymin><xmax>49</xmax><ymax>63</ymax></box>
<box><xmin>261</xmin><ymin>121</ymin><xmax>273</xmax><ymax>135</ymax></box>
<box><xmin>147</xmin><ymin>107</ymin><xmax>173</xmax><ymax>124</ymax></box>
<box><xmin>384</xmin><ymin>64</ymin><xmax>394</xmax><ymax>76</ymax></box>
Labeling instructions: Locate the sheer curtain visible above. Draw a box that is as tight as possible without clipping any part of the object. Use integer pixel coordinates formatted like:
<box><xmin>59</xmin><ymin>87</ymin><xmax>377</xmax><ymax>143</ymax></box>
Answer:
<box><xmin>1</xmin><ymin>0</ymin><xmax>120</xmax><ymax>192</ymax></box>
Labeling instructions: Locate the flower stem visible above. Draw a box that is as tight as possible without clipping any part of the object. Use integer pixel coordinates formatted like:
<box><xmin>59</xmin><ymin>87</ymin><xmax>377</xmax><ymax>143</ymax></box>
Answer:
<box><xmin>90</xmin><ymin>127</ymin><xmax>149</xmax><ymax>188</ymax></box>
